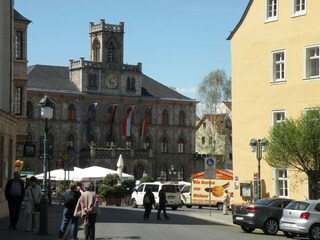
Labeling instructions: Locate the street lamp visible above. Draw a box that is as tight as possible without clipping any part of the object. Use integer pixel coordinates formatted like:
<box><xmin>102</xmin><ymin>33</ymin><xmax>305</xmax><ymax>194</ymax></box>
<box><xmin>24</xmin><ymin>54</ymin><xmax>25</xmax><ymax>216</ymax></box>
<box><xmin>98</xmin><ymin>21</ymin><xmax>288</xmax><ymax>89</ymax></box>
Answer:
<box><xmin>249</xmin><ymin>138</ymin><xmax>267</xmax><ymax>201</ymax></box>
<box><xmin>38</xmin><ymin>95</ymin><xmax>54</xmax><ymax>235</ymax></box>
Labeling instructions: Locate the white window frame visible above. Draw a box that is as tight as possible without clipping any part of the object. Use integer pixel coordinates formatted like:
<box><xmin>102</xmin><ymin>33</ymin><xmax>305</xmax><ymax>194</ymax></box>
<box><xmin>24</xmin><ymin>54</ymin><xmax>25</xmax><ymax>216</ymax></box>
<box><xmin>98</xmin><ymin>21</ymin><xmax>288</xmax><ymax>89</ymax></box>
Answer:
<box><xmin>304</xmin><ymin>44</ymin><xmax>320</xmax><ymax>79</ymax></box>
<box><xmin>275</xmin><ymin>168</ymin><xmax>288</xmax><ymax>198</ymax></box>
<box><xmin>265</xmin><ymin>0</ymin><xmax>278</xmax><ymax>22</ymax></box>
<box><xmin>292</xmin><ymin>0</ymin><xmax>306</xmax><ymax>17</ymax></box>
<box><xmin>272</xmin><ymin>110</ymin><xmax>286</xmax><ymax>126</ymax></box>
<box><xmin>271</xmin><ymin>50</ymin><xmax>286</xmax><ymax>82</ymax></box>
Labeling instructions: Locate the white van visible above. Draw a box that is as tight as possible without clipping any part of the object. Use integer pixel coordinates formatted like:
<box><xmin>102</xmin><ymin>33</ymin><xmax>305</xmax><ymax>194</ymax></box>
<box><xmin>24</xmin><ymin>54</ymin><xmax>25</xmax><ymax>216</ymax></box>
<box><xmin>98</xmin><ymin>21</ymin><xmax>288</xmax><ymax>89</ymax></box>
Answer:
<box><xmin>130</xmin><ymin>181</ymin><xmax>181</xmax><ymax>210</ymax></box>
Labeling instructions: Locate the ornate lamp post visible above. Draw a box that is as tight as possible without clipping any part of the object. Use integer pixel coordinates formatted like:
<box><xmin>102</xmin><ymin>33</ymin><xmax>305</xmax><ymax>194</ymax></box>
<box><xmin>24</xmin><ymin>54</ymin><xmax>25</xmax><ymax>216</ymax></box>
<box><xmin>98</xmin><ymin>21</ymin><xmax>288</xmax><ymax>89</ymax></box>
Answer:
<box><xmin>169</xmin><ymin>164</ymin><xmax>176</xmax><ymax>181</ymax></box>
<box><xmin>249</xmin><ymin>138</ymin><xmax>267</xmax><ymax>201</ymax></box>
<box><xmin>38</xmin><ymin>95</ymin><xmax>54</xmax><ymax>235</ymax></box>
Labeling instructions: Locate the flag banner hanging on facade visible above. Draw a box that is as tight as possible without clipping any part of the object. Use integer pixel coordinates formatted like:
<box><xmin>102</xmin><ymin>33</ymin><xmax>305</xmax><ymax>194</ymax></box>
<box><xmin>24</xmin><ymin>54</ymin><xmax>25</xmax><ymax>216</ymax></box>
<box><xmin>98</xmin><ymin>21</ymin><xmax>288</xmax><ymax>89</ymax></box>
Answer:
<box><xmin>122</xmin><ymin>105</ymin><xmax>136</xmax><ymax>137</ymax></box>
<box><xmin>86</xmin><ymin>103</ymin><xmax>97</xmax><ymax>140</ymax></box>
<box><xmin>110</xmin><ymin>105</ymin><xmax>117</xmax><ymax>137</ymax></box>
<box><xmin>140</xmin><ymin>107</ymin><xmax>152</xmax><ymax>137</ymax></box>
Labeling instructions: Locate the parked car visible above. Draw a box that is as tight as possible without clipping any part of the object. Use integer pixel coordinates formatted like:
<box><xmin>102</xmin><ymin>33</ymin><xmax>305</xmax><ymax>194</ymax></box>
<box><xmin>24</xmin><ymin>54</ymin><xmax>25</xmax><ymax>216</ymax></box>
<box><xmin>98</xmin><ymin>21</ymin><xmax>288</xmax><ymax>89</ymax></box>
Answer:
<box><xmin>233</xmin><ymin>198</ymin><xmax>293</xmax><ymax>235</ymax></box>
<box><xmin>280</xmin><ymin>200</ymin><xmax>320</xmax><ymax>240</ymax></box>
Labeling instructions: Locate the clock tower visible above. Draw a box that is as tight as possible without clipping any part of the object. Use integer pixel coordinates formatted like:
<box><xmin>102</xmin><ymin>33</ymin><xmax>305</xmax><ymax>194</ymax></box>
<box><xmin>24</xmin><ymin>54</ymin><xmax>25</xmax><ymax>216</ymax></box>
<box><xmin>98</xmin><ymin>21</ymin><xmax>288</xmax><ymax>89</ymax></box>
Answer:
<box><xmin>89</xmin><ymin>19</ymin><xmax>124</xmax><ymax>71</ymax></box>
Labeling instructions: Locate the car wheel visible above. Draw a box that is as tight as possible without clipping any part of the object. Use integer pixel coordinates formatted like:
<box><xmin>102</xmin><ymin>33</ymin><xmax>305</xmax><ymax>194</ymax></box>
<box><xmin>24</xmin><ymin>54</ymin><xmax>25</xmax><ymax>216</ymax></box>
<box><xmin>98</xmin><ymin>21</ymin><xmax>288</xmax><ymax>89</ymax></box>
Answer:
<box><xmin>171</xmin><ymin>206</ymin><xmax>178</xmax><ymax>210</ymax></box>
<box><xmin>283</xmin><ymin>231</ymin><xmax>297</xmax><ymax>238</ymax></box>
<box><xmin>186</xmin><ymin>205</ymin><xmax>192</xmax><ymax>208</ymax></box>
<box><xmin>309</xmin><ymin>223</ymin><xmax>320</xmax><ymax>240</ymax></box>
<box><xmin>217</xmin><ymin>203</ymin><xmax>223</xmax><ymax>210</ymax></box>
<box><xmin>241</xmin><ymin>225</ymin><xmax>255</xmax><ymax>233</ymax></box>
<box><xmin>263</xmin><ymin>218</ymin><xmax>278</xmax><ymax>235</ymax></box>
<box><xmin>131</xmin><ymin>199</ymin><xmax>137</xmax><ymax>208</ymax></box>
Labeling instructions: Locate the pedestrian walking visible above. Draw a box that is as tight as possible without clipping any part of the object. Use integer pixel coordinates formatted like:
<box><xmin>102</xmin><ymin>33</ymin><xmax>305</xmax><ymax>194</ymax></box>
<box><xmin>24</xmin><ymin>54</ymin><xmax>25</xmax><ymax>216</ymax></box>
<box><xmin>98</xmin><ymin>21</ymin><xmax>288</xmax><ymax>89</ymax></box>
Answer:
<box><xmin>143</xmin><ymin>189</ymin><xmax>155</xmax><ymax>220</ymax></box>
<box><xmin>74</xmin><ymin>182</ymin><xmax>99</xmax><ymax>240</ymax></box>
<box><xmin>24</xmin><ymin>176</ymin><xmax>42</xmax><ymax>232</ymax></box>
<box><xmin>223</xmin><ymin>189</ymin><xmax>230</xmax><ymax>215</ymax></box>
<box><xmin>5</xmin><ymin>171</ymin><xmax>25</xmax><ymax>230</ymax></box>
<box><xmin>58</xmin><ymin>181</ymin><xmax>81</xmax><ymax>240</ymax></box>
<box><xmin>157</xmin><ymin>187</ymin><xmax>169</xmax><ymax>220</ymax></box>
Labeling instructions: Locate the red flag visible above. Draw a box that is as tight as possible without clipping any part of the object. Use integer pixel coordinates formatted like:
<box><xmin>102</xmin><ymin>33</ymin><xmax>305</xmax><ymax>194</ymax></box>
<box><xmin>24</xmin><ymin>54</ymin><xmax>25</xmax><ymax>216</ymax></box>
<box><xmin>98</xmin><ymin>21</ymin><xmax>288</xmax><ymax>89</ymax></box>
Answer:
<box><xmin>141</xmin><ymin>107</ymin><xmax>152</xmax><ymax>137</ymax></box>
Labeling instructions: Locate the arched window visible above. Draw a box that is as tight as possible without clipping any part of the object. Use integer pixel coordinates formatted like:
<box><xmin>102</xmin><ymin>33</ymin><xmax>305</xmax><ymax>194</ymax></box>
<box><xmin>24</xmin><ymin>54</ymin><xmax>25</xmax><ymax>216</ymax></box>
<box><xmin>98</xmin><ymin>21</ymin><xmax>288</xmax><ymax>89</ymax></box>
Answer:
<box><xmin>177</xmin><ymin>166</ymin><xmax>184</xmax><ymax>181</ymax></box>
<box><xmin>161</xmin><ymin>137</ymin><xmax>168</xmax><ymax>153</ymax></box>
<box><xmin>178</xmin><ymin>138</ymin><xmax>184</xmax><ymax>153</ymax></box>
<box><xmin>179</xmin><ymin>110</ymin><xmax>186</xmax><ymax>126</ymax></box>
<box><xmin>67</xmin><ymin>134</ymin><xmax>74</xmax><ymax>150</ymax></box>
<box><xmin>143</xmin><ymin>136</ymin><xmax>151</xmax><ymax>150</ymax></box>
<box><xmin>160</xmin><ymin>165</ymin><xmax>168</xmax><ymax>181</ymax></box>
<box><xmin>88</xmin><ymin>74</ymin><xmax>97</xmax><ymax>88</ymax></box>
<box><xmin>126</xmin><ymin>77</ymin><xmax>135</xmax><ymax>91</ymax></box>
<box><xmin>26</xmin><ymin>101</ymin><xmax>33</xmax><ymax>118</ymax></box>
<box><xmin>107</xmin><ymin>42</ymin><xmax>115</xmax><ymax>63</ymax></box>
<box><xmin>68</xmin><ymin>104</ymin><xmax>75</xmax><ymax>120</ymax></box>
<box><xmin>162</xmin><ymin>110</ymin><xmax>168</xmax><ymax>125</ymax></box>
<box><xmin>92</xmin><ymin>39</ymin><xmax>100</xmax><ymax>62</ymax></box>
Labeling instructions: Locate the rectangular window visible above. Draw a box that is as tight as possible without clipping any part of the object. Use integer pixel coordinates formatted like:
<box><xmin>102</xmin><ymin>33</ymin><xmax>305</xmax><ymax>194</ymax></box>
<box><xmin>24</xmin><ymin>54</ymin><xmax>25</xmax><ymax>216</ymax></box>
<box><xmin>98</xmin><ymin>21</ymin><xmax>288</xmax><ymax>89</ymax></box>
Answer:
<box><xmin>201</xmin><ymin>137</ymin><xmax>205</xmax><ymax>145</ymax></box>
<box><xmin>266</xmin><ymin>0</ymin><xmax>278</xmax><ymax>22</ymax></box>
<box><xmin>277</xmin><ymin>169</ymin><xmax>288</xmax><ymax>197</ymax></box>
<box><xmin>15</xmin><ymin>87</ymin><xmax>22</xmax><ymax>115</ymax></box>
<box><xmin>271</xmin><ymin>50</ymin><xmax>285</xmax><ymax>82</ymax></box>
<box><xmin>305</xmin><ymin>45</ymin><xmax>320</xmax><ymax>79</ymax></box>
<box><xmin>15</xmin><ymin>31</ymin><xmax>23</xmax><ymax>59</ymax></box>
<box><xmin>292</xmin><ymin>0</ymin><xmax>306</xmax><ymax>16</ymax></box>
<box><xmin>272</xmin><ymin>110</ymin><xmax>286</xmax><ymax>126</ymax></box>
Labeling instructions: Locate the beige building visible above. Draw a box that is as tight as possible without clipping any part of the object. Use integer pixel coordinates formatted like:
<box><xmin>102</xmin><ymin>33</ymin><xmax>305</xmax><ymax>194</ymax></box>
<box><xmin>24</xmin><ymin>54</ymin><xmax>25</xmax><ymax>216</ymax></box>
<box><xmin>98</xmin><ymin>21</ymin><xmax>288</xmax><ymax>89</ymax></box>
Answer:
<box><xmin>228</xmin><ymin>0</ymin><xmax>319</xmax><ymax>203</ymax></box>
<box><xmin>0</xmin><ymin>1</ymin><xmax>30</xmax><ymax>218</ymax></box>
<box><xmin>195</xmin><ymin>102</ymin><xmax>232</xmax><ymax>170</ymax></box>
<box><xmin>21</xmin><ymin>19</ymin><xmax>197</xmax><ymax>181</ymax></box>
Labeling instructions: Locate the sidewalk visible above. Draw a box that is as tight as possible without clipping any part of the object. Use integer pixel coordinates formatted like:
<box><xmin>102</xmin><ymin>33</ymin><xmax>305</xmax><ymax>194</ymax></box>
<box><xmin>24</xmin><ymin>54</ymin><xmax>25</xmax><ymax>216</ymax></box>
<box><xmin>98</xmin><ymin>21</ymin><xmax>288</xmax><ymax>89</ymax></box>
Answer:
<box><xmin>0</xmin><ymin>204</ymin><xmax>234</xmax><ymax>240</ymax></box>
<box><xmin>0</xmin><ymin>204</ymin><xmax>65</xmax><ymax>240</ymax></box>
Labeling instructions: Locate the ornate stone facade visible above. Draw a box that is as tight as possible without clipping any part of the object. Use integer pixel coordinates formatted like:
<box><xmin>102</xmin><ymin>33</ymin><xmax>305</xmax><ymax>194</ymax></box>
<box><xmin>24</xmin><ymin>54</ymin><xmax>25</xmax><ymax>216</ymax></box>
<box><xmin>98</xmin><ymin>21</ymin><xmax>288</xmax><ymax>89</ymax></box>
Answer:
<box><xmin>21</xmin><ymin>20</ymin><xmax>197</xmax><ymax>181</ymax></box>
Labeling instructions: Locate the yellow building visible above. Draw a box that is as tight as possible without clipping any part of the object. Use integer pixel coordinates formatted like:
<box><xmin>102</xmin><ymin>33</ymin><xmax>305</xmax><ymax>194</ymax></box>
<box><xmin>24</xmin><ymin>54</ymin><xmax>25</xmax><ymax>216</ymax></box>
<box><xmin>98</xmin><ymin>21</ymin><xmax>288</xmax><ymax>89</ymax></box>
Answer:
<box><xmin>228</xmin><ymin>0</ymin><xmax>320</xmax><ymax>202</ymax></box>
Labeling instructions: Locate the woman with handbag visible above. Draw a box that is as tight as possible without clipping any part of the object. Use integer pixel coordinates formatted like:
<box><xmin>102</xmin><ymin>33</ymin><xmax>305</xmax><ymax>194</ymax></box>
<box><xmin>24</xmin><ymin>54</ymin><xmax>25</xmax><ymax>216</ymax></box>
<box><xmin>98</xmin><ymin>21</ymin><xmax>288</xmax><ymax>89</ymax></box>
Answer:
<box><xmin>24</xmin><ymin>176</ymin><xmax>42</xmax><ymax>232</ymax></box>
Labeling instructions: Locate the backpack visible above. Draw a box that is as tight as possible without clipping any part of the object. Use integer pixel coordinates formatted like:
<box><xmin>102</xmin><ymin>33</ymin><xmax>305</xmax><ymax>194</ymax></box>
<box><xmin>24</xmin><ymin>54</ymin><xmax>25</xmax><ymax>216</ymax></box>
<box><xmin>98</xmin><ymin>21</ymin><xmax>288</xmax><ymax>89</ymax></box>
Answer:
<box><xmin>64</xmin><ymin>190</ymin><xmax>77</xmax><ymax>209</ymax></box>
<box><xmin>144</xmin><ymin>194</ymin><xmax>150</xmax><ymax>204</ymax></box>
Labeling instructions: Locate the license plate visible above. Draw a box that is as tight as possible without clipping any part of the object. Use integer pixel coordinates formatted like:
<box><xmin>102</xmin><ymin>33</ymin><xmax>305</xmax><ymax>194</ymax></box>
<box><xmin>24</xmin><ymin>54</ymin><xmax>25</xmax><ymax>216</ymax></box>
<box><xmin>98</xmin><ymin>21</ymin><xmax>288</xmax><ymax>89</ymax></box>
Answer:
<box><xmin>282</xmin><ymin>223</ymin><xmax>295</xmax><ymax>227</ymax></box>
<box><xmin>168</xmin><ymin>196</ymin><xmax>175</xmax><ymax>199</ymax></box>
<box><xmin>235</xmin><ymin>217</ymin><xmax>244</xmax><ymax>220</ymax></box>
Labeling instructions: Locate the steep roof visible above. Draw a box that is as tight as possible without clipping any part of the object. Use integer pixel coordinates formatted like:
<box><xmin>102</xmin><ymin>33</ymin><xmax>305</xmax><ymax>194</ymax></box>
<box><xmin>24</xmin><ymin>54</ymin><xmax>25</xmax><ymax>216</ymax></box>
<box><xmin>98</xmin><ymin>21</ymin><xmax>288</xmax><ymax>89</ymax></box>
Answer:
<box><xmin>26</xmin><ymin>64</ymin><xmax>194</xmax><ymax>101</ymax></box>
<box><xmin>14</xmin><ymin>9</ymin><xmax>31</xmax><ymax>23</ymax></box>
<box><xmin>227</xmin><ymin>0</ymin><xmax>252</xmax><ymax>40</ymax></box>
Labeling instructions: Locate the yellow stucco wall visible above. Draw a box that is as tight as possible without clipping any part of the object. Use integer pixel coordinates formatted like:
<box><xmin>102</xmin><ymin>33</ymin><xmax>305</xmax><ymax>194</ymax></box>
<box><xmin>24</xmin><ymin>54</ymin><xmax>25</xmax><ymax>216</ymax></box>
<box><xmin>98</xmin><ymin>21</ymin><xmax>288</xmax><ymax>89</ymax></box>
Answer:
<box><xmin>230</xmin><ymin>1</ymin><xmax>320</xmax><ymax>203</ymax></box>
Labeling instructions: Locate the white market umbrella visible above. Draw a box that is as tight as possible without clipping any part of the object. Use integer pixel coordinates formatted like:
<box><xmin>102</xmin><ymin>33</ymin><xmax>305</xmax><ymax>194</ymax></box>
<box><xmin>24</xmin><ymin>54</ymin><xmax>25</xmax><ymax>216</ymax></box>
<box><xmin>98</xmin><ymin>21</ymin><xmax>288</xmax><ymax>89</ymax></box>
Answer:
<box><xmin>116</xmin><ymin>154</ymin><xmax>124</xmax><ymax>179</ymax></box>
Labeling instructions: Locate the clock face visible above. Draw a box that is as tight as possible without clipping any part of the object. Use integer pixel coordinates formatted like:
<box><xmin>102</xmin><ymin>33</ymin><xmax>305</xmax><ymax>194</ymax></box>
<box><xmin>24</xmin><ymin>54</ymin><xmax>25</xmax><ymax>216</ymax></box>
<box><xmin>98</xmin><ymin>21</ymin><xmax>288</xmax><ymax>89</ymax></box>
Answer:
<box><xmin>105</xmin><ymin>74</ymin><xmax>118</xmax><ymax>89</ymax></box>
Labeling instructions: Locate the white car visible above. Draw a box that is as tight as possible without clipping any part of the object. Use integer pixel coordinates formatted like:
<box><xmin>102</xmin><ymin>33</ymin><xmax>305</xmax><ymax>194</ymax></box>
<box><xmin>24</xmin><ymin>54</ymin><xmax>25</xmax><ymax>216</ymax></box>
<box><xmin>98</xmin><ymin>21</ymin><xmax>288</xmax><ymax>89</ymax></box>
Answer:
<box><xmin>131</xmin><ymin>182</ymin><xmax>181</xmax><ymax>210</ymax></box>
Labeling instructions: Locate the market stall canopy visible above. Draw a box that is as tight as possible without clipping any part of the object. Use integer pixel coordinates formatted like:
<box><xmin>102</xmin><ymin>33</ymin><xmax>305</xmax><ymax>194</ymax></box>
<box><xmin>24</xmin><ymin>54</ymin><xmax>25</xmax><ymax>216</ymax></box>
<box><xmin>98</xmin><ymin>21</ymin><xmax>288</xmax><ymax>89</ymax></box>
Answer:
<box><xmin>34</xmin><ymin>166</ymin><xmax>134</xmax><ymax>182</ymax></box>
<box><xmin>78</xmin><ymin>166</ymin><xmax>134</xmax><ymax>181</ymax></box>
<box><xmin>34</xmin><ymin>167</ymin><xmax>83</xmax><ymax>181</ymax></box>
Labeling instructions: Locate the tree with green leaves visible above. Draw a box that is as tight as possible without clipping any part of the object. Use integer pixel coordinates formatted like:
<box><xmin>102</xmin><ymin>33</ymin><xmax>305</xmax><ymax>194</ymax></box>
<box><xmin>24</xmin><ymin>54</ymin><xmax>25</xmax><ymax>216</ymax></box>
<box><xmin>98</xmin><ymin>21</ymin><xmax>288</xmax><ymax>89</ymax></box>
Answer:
<box><xmin>265</xmin><ymin>109</ymin><xmax>320</xmax><ymax>199</ymax></box>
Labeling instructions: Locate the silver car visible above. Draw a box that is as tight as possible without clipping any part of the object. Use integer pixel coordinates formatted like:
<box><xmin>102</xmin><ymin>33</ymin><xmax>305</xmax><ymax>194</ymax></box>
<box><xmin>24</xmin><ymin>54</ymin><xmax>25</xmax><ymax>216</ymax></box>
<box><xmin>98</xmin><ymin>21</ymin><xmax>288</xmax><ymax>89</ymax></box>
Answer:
<box><xmin>280</xmin><ymin>200</ymin><xmax>320</xmax><ymax>240</ymax></box>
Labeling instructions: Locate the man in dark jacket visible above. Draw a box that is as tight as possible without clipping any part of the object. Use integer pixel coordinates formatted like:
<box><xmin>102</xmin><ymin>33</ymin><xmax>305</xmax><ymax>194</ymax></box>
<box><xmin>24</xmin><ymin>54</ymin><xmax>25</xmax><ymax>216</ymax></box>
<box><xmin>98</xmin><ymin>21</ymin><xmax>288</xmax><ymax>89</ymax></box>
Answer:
<box><xmin>143</xmin><ymin>189</ymin><xmax>155</xmax><ymax>220</ymax></box>
<box><xmin>5</xmin><ymin>171</ymin><xmax>25</xmax><ymax>230</ymax></box>
<box><xmin>58</xmin><ymin>182</ymin><xmax>81</xmax><ymax>239</ymax></box>
<box><xmin>157</xmin><ymin>187</ymin><xmax>169</xmax><ymax>220</ymax></box>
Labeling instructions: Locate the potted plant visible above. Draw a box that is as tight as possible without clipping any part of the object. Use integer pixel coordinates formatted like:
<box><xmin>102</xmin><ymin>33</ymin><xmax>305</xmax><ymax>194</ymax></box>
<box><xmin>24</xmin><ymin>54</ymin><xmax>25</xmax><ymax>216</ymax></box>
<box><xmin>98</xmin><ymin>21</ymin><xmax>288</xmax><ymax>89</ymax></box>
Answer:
<box><xmin>98</xmin><ymin>173</ymin><xmax>126</xmax><ymax>206</ymax></box>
